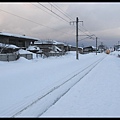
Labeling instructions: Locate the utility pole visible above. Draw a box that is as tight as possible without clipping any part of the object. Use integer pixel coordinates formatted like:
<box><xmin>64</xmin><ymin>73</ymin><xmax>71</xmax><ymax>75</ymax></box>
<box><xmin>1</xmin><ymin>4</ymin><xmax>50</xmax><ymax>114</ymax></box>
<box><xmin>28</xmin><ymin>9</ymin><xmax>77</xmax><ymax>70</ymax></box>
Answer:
<box><xmin>118</xmin><ymin>41</ymin><xmax>120</xmax><ymax>45</ymax></box>
<box><xmin>96</xmin><ymin>37</ymin><xmax>97</xmax><ymax>55</ymax></box>
<box><xmin>70</xmin><ymin>17</ymin><xmax>83</xmax><ymax>60</ymax></box>
<box><xmin>76</xmin><ymin>17</ymin><xmax>79</xmax><ymax>60</ymax></box>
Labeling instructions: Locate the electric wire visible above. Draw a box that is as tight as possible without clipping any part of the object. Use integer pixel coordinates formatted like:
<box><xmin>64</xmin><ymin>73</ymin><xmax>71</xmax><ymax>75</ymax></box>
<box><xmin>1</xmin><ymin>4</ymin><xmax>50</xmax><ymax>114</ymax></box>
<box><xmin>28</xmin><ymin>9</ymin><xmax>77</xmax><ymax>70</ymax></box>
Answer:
<box><xmin>50</xmin><ymin>2</ymin><xmax>97</xmax><ymax>39</ymax></box>
<box><xmin>38</xmin><ymin>2</ymin><xmax>70</xmax><ymax>23</ymax></box>
<box><xmin>0</xmin><ymin>7</ymin><xmax>73</xmax><ymax>38</ymax></box>
<box><xmin>51</xmin><ymin>2</ymin><xmax>75</xmax><ymax>21</ymax></box>
<box><xmin>31</xmin><ymin>3</ymin><xmax>68</xmax><ymax>24</ymax></box>
<box><xmin>48</xmin><ymin>2</ymin><xmax>73</xmax><ymax>21</ymax></box>
<box><xmin>0</xmin><ymin>3</ymin><xmax>99</xmax><ymax>45</ymax></box>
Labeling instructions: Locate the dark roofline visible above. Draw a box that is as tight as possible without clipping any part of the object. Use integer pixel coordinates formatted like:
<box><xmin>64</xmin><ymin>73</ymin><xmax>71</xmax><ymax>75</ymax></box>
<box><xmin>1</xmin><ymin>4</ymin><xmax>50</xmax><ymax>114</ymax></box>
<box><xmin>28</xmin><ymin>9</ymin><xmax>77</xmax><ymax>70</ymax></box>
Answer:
<box><xmin>0</xmin><ymin>32</ymin><xmax>39</xmax><ymax>41</ymax></box>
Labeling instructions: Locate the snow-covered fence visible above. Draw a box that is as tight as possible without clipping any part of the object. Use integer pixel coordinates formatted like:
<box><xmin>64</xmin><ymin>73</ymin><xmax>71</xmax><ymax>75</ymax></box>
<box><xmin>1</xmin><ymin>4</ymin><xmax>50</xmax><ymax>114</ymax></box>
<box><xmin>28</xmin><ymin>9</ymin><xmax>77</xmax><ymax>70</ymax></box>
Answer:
<box><xmin>0</xmin><ymin>53</ymin><xmax>33</xmax><ymax>61</ymax></box>
<box><xmin>0</xmin><ymin>53</ymin><xmax>17</xmax><ymax>61</ymax></box>
<box><xmin>19</xmin><ymin>54</ymin><xmax>33</xmax><ymax>60</ymax></box>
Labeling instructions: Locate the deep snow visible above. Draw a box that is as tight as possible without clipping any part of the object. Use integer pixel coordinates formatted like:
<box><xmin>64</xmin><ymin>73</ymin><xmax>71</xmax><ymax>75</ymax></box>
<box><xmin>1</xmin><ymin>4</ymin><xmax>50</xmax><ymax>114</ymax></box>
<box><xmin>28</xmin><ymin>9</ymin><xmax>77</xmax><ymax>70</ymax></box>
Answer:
<box><xmin>0</xmin><ymin>51</ymin><xmax>120</xmax><ymax>118</ymax></box>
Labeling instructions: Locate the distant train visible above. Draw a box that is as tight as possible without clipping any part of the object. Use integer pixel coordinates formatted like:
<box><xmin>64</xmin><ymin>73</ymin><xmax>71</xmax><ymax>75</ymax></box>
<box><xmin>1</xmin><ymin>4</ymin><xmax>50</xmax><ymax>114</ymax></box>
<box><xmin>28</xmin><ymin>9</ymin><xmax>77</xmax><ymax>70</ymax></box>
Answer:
<box><xmin>105</xmin><ymin>49</ymin><xmax>110</xmax><ymax>54</ymax></box>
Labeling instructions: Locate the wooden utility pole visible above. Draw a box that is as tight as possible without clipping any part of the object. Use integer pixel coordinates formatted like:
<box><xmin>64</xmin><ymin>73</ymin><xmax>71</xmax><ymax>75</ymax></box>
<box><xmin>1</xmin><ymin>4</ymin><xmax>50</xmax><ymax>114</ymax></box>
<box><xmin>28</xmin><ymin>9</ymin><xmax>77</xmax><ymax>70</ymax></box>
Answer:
<box><xmin>96</xmin><ymin>37</ymin><xmax>97</xmax><ymax>55</ymax></box>
<box><xmin>76</xmin><ymin>17</ymin><xmax>79</xmax><ymax>60</ymax></box>
<box><xmin>70</xmin><ymin>17</ymin><xmax>83</xmax><ymax>60</ymax></box>
<box><xmin>76</xmin><ymin>17</ymin><xmax>83</xmax><ymax>59</ymax></box>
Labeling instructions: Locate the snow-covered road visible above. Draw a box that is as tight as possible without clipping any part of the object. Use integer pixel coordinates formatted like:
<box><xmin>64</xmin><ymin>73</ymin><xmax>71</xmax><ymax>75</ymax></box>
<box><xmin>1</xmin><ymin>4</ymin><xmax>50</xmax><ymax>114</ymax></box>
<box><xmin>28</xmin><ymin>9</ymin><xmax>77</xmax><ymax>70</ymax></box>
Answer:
<box><xmin>41</xmin><ymin>52</ymin><xmax>120</xmax><ymax>118</ymax></box>
<box><xmin>0</xmin><ymin>51</ymin><xmax>120</xmax><ymax>117</ymax></box>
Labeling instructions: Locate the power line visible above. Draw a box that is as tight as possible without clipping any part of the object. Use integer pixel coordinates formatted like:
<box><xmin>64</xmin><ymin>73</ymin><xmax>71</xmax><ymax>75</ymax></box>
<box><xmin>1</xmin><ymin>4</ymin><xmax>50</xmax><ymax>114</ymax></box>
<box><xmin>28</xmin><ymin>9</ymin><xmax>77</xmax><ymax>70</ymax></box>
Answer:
<box><xmin>0</xmin><ymin>8</ymin><xmax>55</xmax><ymax>30</ymax></box>
<box><xmin>78</xmin><ymin>24</ymin><xmax>97</xmax><ymax>41</ymax></box>
<box><xmin>51</xmin><ymin>2</ymin><xmax>74</xmax><ymax>20</ymax></box>
<box><xmin>79</xmin><ymin>24</ymin><xmax>96</xmax><ymax>37</ymax></box>
<box><xmin>69</xmin><ymin>16</ymin><xmax>96</xmax><ymax>40</ymax></box>
<box><xmin>31</xmin><ymin>3</ymin><xmax>67</xmax><ymax>24</ymax></box>
<box><xmin>0</xmin><ymin>3</ymin><xmax>98</xmax><ymax>47</ymax></box>
<box><xmin>78</xmin><ymin>27</ymin><xmax>91</xmax><ymax>37</ymax></box>
<box><xmin>30</xmin><ymin>2</ymin><xmax>75</xmax><ymax>35</ymax></box>
<box><xmin>36</xmin><ymin>2</ymin><xmax>97</xmax><ymax>43</ymax></box>
<box><xmin>32</xmin><ymin>2</ymin><xmax>76</xmax><ymax>37</ymax></box>
<box><xmin>0</xmin><ymin>7</ymin><xmax>73</xmax><ymax>37</ymax></box>
<box><xmin>37</xmin><ymin>3</ymin><xmax>98</xmax><ymax>44</ymax></box>
<box><xmin>48</xmin><ymin>2</ymin><xmax>73</xmax><ymax>21</ymax></box>
<box><xmin>38</xmin><ymin>2</ymin><xmax>70</xmax><ymax>23</ymax></box>
<box><xmin>49</xmin><ymin>3</ymin><xmax>96</xmax><ymax>37</ymax></box>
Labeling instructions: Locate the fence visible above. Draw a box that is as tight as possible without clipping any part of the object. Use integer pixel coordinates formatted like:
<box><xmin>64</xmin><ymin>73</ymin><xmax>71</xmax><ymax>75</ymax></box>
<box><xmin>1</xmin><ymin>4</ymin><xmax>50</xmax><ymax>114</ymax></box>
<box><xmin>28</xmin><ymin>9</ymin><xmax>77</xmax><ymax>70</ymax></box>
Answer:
<box><xmin>43</xmin><ymin>52</ymin><xmax>65</xmax><ymax>57</ymax></box>
<box><xmin>0</xmin><ymin>53</ymin><xmax>33</xmax><ymax>62</ymax></box>
<box><xmin>19</xmin><ymin>54</ymin><xmax>33</xmax><ymax>60</ymax></box>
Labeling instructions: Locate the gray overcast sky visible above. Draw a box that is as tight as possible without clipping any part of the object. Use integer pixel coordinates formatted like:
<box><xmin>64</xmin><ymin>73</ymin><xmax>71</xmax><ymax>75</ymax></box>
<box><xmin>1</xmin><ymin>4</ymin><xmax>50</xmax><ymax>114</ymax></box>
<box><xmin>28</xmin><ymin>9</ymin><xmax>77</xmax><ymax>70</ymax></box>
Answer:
<box><xmin>0</xmin><ymin>2</ymin><xmax>120</xmax><ymax>47</ymax></box>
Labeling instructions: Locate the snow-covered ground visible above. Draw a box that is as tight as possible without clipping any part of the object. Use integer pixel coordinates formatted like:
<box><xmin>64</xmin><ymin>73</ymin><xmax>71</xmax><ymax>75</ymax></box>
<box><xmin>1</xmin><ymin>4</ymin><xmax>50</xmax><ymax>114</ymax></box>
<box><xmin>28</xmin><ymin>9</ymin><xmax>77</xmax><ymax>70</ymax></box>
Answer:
<box><xmin>0</xmin><ymin>51</ymin><xmax>120</xmax><ymax>118</ymax></box>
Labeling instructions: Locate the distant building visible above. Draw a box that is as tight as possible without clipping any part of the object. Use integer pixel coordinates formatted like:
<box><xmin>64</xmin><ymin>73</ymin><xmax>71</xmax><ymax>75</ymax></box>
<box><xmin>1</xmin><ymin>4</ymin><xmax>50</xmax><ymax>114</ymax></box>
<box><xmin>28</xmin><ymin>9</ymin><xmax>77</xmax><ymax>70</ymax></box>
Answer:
<box><xmin>98</xmin><ymin>44</ymin><xmax>107</xmax><ymax>52</ymax></box>
<box><xmin>83</xmin><ymin>46</ymin><xmax>96</xmax><ymax>54</ymax></box>
<box><xmin>34</xmin><ymin>40</ymin><xmax>69</xmax><ymax>53</ymax></box>
<box><xmin>114</xmin><ymin>45</ymin><xmax>120</xmax><ymax>51</ymax></box>
<box><xmin>0</xmin><ymin>32</ymin><xmax>39</xmax><ymax>48</ymax></box>
<box><xmin>34</xmin><ymin>40</ymin><xmax>69</xmax><ymax>57</ymax></box>
<box><xmin>70</xmin><ymin>46</ymin><xmax>83</xmax><ymax>54</ymax></box>
<box><xmin>0</xmin><ymin>43</ymin><xmax>20</xmax><ymax>54</ymax></box>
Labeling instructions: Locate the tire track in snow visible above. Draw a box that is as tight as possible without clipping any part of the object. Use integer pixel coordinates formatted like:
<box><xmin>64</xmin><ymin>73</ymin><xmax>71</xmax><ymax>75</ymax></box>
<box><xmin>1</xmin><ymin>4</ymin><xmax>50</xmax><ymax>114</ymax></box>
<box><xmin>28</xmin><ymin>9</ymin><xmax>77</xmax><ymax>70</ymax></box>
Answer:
<box><xmin>11</xmin><ymin>55</ymin><xmax>106</xmax><ymax>117</ymax></box>
<box><xmin>37</xmin><ymin>55</ymin><xmax>106</xmax><ymax>117</ymax></box>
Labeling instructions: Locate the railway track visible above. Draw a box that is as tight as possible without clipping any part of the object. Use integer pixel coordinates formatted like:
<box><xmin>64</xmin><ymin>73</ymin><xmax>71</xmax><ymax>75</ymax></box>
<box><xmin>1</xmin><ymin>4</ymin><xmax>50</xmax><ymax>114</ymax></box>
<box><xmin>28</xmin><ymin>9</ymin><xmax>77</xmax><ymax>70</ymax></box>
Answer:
<box><xmin>1</xmin><ymin>55</ymin><xmax>107</xmax><ymax>117</ymax></box>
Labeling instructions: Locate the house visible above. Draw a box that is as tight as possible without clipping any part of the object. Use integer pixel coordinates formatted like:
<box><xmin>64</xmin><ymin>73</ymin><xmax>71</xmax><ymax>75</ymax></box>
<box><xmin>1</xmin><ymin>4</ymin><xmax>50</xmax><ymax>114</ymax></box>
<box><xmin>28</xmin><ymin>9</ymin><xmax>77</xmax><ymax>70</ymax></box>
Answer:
<box><xmin>34</xmin><ymin>40</ymin><xmax>69</xmax><ymax>53</ymax></box>
<box><xmin>69</xmin><ymin>46</ymin><xmax>83</xmax><ymax>54</ymax></box>
<box><xmin>98</xmin><ymin>44</ymin><xmax>107</xmax><ymax>53</ymax></box>
<box><xmin>34</xmin><ymin>40</ymin><xmax>54</xmax><ymax>53</ymax></box>
<box><xmin>0</xmin><ymin>32</ymin><xmax>39</xmax><ymax>49</ymax></box>
<box><xmin>114</xmin><ymin>45</ymin><xmax>120</xmax><ymax>51</ymax></box>
<box><xmin>26</xmin><ymin>45</ymin><xmax>41</xmax><ymax>53</ymax></box>
<box><xmin>0</xmin><ymin>43</ymin><xmax>20</xmax><ymax>54</ymax></box>
<box><xmin>34</xmin><ymin>40</ymin><xmax>69</xmax><ymax>57</ymax></box>
<box><xmin>52</xmin><ymin>41</ymin><xmax>71</xmax><ymax>52</ymax></box>
<box><xmin>0</xmin><ymin>32</ymin><xmax>39</xmax><ymax>61</ymax></box>
<box><xmin>83</xmin><ymin>46</ymin><xmax>96</xmax><ymax>54</ymax></box>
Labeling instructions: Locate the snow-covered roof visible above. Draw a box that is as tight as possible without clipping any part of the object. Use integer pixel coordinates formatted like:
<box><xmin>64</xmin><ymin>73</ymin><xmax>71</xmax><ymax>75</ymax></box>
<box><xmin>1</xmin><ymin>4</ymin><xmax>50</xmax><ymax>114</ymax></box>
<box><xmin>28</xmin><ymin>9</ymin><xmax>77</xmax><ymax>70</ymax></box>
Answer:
<box><xmin>53</xmin><ymin>41</ymin><xmax>66</xmax><ymax>45</ymax></box>
<box><xmin>54</xmin><ymin>46</ymin><xmax>62</xmax><ymax>52</ymax></box>
<box><xmin>91</xmin><ymin>46</ymin><xmax>96</xmax><ymax>49</ymax></box>
<box><xmin>34</xmin><ymin>40</ymin><xmax>66</xmax><ymax>45</ymax></box>
<box><xmin>0</xmin><ymin>43</ymin><xmax>19</xmax><ymax>49</ymax></box>
<box><xmin>117</xmin><ymin>48</ymin><xmax>120</xmax><ymax>51</ymax></box>
<box><xmin>83</xmin><ymin>46</ymin><xmax>96</xmax><ymax>49</ymax></box>
<box><xmin>71</xmin><ymin>46</ymin><xmax>83</xmax><ymax>49</ymax></box>
<box><xmin>0</xmin><ymin>32</ymin><xmax>40</xmax><ymax>41</ymax></box>
<box><xmin>34</xmin><ymin>40</ymin><xmax>52</xmax><ymax>44</ymax></box>
<box><xmin>26</xmin><ymin>45</ymin><xmax>40</xmax><ymax>51</ymax></box>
